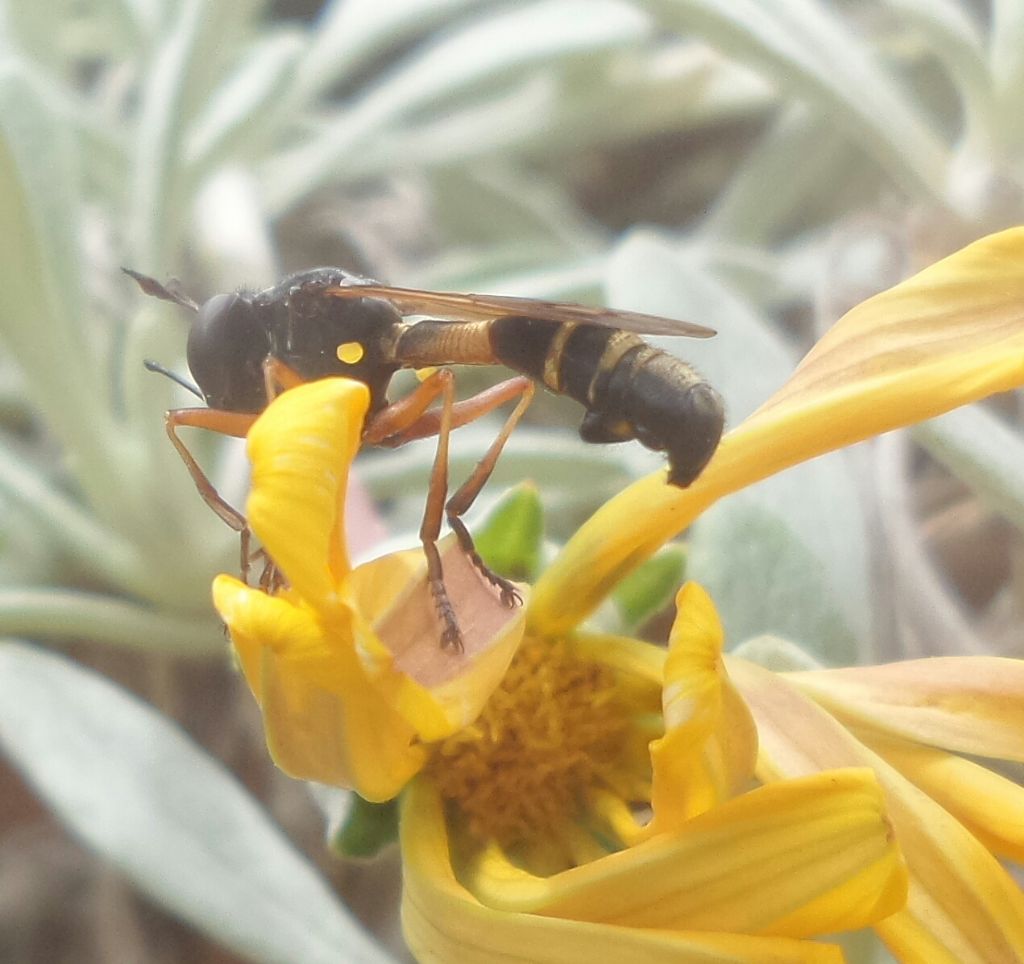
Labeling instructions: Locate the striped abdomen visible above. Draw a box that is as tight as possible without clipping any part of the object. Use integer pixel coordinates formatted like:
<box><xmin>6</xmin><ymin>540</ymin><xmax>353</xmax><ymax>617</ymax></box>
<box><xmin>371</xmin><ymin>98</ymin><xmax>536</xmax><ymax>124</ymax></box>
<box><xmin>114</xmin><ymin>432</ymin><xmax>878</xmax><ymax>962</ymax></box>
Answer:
<box><xmin>488</xmin><ymin>317</ymin><xmax>724</xmax><ymax>487</ymax></box>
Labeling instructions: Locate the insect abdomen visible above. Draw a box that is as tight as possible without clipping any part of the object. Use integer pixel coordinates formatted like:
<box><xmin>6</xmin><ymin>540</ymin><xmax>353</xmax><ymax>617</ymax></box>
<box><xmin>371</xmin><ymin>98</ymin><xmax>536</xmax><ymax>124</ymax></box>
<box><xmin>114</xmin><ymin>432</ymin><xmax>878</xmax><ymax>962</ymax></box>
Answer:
<box><xmin>489</xmin><ymin>317</ymin><xmax>724</xmax><ymax>487</ymax></box>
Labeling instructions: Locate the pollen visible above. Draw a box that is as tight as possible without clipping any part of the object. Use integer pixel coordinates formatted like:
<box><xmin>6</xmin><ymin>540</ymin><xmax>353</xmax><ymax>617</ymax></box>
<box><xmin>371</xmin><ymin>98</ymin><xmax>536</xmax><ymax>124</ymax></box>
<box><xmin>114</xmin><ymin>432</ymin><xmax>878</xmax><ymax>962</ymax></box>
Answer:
<box><xmin>427</xmin><ymin>638</ymin><xmax>630</xmax><ymax>850</ymax></box>
<box><xmin>336</xmin><ymin>341</ymin><xmax>364</xmax><ymax>364</ymax></box>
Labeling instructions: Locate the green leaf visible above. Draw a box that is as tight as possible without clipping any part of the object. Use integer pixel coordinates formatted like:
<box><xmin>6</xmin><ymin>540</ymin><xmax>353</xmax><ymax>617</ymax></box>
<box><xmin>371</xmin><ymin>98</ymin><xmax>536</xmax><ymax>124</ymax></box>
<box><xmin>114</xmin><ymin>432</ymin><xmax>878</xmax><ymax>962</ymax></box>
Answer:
<box><xmin>0</xmin><ymin>643</ymin><xmax>392</xmax><ymax>964</ymax></box>
<box><xmin>186</xmin><ymin>31</ymin><xmax>304</xmax><ymax>171</ymax></box>
<box><xmin>612</xmin><ymin>549</ymin><xmax>686</xmax><ymax>632</ymax></box>
<box><xmin>263</xmin><ymin>0</ymin><xmax>650</xmax><ymax>213</ymax></box>
<box><xmin>331</xmin><ymin>797</ymin><xmax>399</xmax><ymax>860</ymax></box>
<box><xmin>473</xmin><ymin>483</ymin><xmax>544</xmax><ymax>582</ymax></box>
<box><xmin>638</xmin><ymin>0</ymin><xmax>953</xmax><ymax>206</ymax></box>
<box><xmin>0</xmin><ymin>64</ymin><xmax>89</xmax><ymax>404</ymax></box>
<box><xmin>289</xmin><ymin>0</ymin><xmax>486</xmax><ymax>107</ymax></box>
<box><xmin>886</xmin><ymin>0</ymin><xmax>992</xmax><ymax>152</ymax></box>
<box><xmin>130</xmin><ymin>0</ymin><xmax>258</xmax><ymax>266</ymax></box>
<box><xmin>704</xmin><ymin>106</ymin><xmax>883</xmax><ymax>246</ymax></box>
<box><xmin>913</xmin><ymin>405</ymin><xmax>1024</xmax><ymax>534</ymax></box>
<box><xmin>991</xmin><ymin>0</ymin><xmax>1024</xmax><ymax>149</ymax></box>
<box><xmin>0</xmin><ymin>588</ymin><xmax>221</xmax><ymax>654</ymax></box>
<box><xmin>0</xmin><ymin>61</ymin><xmax>142</xmax><ymax>533</ymax></box>
<box><xmin>344</xmin><ymin>39</ymin><xmax>773</xmax><ymax>181</ymax></box>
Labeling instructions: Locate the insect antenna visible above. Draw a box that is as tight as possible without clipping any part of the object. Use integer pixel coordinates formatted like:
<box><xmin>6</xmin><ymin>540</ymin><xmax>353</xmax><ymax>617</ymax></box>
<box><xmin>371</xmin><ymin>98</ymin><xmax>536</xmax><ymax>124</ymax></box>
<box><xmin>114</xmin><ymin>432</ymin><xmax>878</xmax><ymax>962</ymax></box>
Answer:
<box><xmin>122</xmin><ymin>267</ymin><xmax>199</xmax><ymax>313</ymax></box>
<box><xmin>144</xmin><ymin>359</ymin><xmax>204</xmax><ymax>400</ymax></box>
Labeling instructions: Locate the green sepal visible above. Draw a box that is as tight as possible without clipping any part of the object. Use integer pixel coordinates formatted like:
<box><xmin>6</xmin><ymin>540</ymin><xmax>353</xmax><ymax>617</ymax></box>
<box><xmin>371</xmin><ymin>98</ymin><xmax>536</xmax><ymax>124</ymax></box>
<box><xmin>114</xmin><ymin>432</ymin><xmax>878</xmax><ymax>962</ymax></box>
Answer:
<box><xmin>612</xmin><ymin>547</ymin><xmax>686</xmax><ymax>631</ymax></box>
<box><xmin>473</xmin><ymin>483</ymin><xmax>544</xmax><ymax>581</ymax></box>
<box><xmin>330</xmin><ymin>796</ymin><xmax>399</xmax><ymax>859</ymax></box>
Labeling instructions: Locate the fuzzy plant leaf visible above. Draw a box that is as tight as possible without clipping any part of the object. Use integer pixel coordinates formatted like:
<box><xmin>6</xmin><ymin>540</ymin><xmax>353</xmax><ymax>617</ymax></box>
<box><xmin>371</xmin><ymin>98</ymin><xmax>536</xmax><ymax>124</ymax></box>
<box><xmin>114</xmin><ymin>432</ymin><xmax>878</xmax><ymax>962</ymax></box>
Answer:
<box><xmin>639</xmin><ymin>0</ymin><xmax>953</xmax><ymax>207</ymax></box>
<box><xmin>0</xmin><ymin>642</ymin><xmax>392</xmax><ymax>964</ymax></box>
<box><xmin>913</xmin><ymin>405</ymin><xmax>1024</xmax><ymax>535</ymax></box>
<box><xmin>263</xmin><ymin>0</ymin><xmax>650</xmax><ymax>213</ymax></box>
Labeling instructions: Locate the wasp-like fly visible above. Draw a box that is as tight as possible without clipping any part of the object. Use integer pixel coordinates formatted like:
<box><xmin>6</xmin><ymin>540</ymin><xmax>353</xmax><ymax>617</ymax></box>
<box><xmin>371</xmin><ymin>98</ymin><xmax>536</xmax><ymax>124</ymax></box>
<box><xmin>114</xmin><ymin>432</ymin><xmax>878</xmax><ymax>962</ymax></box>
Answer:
<box><xmin>127</xmin><ymin>267</ymin><xmax>724</xmax><ymax>650</ymax></box>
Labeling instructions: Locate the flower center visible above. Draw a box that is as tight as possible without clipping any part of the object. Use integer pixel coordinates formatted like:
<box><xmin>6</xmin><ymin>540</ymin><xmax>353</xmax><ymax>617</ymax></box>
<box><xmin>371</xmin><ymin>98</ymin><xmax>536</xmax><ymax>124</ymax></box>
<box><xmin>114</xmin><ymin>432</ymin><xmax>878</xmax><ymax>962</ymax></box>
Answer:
<box><xmin>426</xmin><ymin>638</ymin><xmax>630</xmax><ymax>850</ymax></box>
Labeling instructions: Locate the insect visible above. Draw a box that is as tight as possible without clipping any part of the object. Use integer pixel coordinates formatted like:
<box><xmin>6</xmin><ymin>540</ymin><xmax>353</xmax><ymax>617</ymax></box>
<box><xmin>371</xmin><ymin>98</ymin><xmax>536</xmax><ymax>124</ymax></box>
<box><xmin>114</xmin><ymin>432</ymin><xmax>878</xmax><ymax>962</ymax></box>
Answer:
<box><xmin>127</xmin><ymin>266</ymin><xmax>725</xmax><ymax>650</ymax></box>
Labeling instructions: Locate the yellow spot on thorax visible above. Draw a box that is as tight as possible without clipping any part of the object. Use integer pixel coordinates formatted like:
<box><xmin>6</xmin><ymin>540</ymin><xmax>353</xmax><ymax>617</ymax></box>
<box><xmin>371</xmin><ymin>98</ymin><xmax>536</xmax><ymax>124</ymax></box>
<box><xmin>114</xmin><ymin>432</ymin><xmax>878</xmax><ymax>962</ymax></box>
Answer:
<box><xmin>336</xmin><ymin>341</ymin><xmax>364</xmax><ymax>364</ymax></box>
<box><xmin>427</xmin><ymin>638</ymin><xmax>629</xmax><ymax>851</ymax></box>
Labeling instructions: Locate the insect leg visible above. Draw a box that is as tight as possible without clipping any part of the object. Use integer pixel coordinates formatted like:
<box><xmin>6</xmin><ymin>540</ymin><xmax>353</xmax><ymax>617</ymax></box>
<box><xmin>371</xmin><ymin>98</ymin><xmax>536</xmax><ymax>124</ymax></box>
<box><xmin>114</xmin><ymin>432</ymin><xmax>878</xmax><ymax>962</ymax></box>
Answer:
<box><xmin>166</xmin><ymin>408</ymin><xmax>257</xmax><ymax>576</ymax></box>
<box><xmin>364</xmin><ymin>370</ymin><xmax>464</xmax><ymax>650</ymax></box>
<box><xmin>366</xmin><ymin>376</ymin><xmax>534</xmax><ymax>609</ymax></box>
<box><xmin>443</xmin><ymin>381</ymin><xmax>534</xmax><ymax>607</ymax></box>
<box><xmin>422</xmin><ymin>373</ymin><xmax>463</xmax><ymax>650</ymax></box>
<box><xmin>364</xmin><ymin>375</ymin><xmax>533</xmax><ymax>445</ymax></box>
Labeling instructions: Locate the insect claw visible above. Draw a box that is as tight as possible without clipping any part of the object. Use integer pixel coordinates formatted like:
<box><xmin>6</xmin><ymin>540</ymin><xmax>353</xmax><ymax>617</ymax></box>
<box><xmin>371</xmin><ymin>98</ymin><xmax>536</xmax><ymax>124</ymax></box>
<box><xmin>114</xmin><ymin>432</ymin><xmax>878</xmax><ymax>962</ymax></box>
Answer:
<box><xmin>472</xmin><ymin>555</ymin><xmax>523</xmax><ymax>607</ymax></box>
<box><xmin>499</xmin><ymin>584</ymin><xmax>523</xmax><ymax>608</ymax></box>
<box><xmin>441</xmin><ymin>621</ymin><xmax>465</xmax><ymax>653</ymax></box>
<box><xmin>430</xmin><ymin>580</ymin><xmax>465</xmax><ymax>652</ymax></box>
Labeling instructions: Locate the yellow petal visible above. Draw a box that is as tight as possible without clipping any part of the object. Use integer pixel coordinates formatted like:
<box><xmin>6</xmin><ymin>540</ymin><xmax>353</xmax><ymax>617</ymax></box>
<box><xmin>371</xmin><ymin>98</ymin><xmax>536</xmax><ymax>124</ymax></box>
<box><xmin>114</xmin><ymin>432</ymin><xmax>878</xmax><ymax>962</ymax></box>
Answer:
<box><xmin>246</xmin><ymin>378</ymin><xmax>369</xmax><ymax>609</ymax></box>
<box><xmin>864</xmin><ymin>733</ymin><xmax>1024</xmax><ymax>864</ymax></box>
<box><xmin>213</xmin><ymin>574</ymin><xmax>326</xmax><ymax>697</ymax></box>
<box><xmin>213</xmin><ymin>574</ymin><xmax>426</xmax><ymax>800</ymax></box>
<box><xmin>531</xmin><ymin>229</ymin><xmax>1024</xmax><ymax>636</ymax></box>
<box><xmin>401</xmin><ymin>778</ymin><xmax>845</xmax><ymax>964</ymax></box>
<box><xmin>258</xmin><ymin>640</ymin><xmax>427</xmax><ymax>801</ymax></box>
<box><xmin>732</xmin><ymin>658</ymin><xmax>1024</xmax><ymax>963</ymax></box>
<box><xmin>647</xmin><ymin>584</ymin><xmax>757</xmax><ymax>834</ymax></box>
<box><xmin>788</xmin><ymin>657</ymin><xmax>1024</xmax><ymax>762</ymax></box>
<box><xmin>570</xmin><ymin>632</ymin><xmax>666</xmax><ymax>688</ymax></box>
<box><xmin>466</xmin><ymin>769</ymin><xmax>904</xmax><ymax>937</ymax></box>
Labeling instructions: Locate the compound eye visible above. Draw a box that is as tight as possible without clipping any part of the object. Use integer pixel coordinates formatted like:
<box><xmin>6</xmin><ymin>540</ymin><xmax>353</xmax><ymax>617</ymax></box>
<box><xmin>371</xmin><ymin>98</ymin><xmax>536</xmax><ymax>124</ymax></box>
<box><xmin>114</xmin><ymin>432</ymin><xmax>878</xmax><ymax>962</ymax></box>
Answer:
<box><xmin>191</xmin><ymin>293</ymin><xmax>243</xmax><ymax>356</ymax></box>
<box><xmin>187</xmin><ymin>293</ymin><xmax>267</xmax><ymax>411</ymax></box>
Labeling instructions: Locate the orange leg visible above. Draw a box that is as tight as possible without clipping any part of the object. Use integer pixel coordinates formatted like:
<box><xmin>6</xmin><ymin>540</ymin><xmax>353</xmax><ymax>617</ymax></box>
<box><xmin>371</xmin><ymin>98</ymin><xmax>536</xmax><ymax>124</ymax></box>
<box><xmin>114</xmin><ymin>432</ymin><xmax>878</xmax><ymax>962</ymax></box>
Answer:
<box><xmin>444</xmin><ymin>380</ymin><xmax>534</xmax><ymax>606</ymax></box>
<box><xmin>365</xmin><ymin>375</ymin><xmax>533</xmax><ymax>445</ymax></box>
<box><xmin>166</xmin><ymin>407</ymin><xmax>257</xmax><ymax>575</ymax></box>
<box><xmin>166</xmin><ymin>357</ymin><xmax>306</xmax><ymax>581</ymax></box>
<box><xmin>365</xmin><ymin>376</ymin><xmax>535</xmax><ymax>643</ymax></box>
<box><xmin>365</xmin><ymin>371</ymin><xmax>463</xmax><ymax>649</ymax></box>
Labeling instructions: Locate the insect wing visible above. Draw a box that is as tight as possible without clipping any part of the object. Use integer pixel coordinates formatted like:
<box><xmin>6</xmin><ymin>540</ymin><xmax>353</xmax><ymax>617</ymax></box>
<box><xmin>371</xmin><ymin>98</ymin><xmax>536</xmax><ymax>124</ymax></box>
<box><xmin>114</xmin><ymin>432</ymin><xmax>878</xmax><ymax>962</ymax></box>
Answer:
<box><xmin>323</xmin><ymin>283</ymin><xmax>716</xmax><ymax>338</ymax></box>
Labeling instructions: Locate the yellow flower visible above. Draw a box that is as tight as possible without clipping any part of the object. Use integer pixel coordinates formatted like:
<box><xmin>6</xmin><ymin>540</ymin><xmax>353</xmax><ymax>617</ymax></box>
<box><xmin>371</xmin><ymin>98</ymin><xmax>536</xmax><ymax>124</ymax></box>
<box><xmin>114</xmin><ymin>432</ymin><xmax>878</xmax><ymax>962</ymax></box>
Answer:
<box><xmin>405</xmin><ymin>582</ymin><xmax>906</xmax><ymax>963</ymax></box>
<box><xmin>212</xmin><ymin>377</ymin><xmax>527</xmax><ymax>802</ymax></box>
<box><xmin>215</xmin><ymin>228</ymin><xmax>1024</xmax><ymax>961</ymax></box>
<box><xmin>734</xmin><ymin>657</ymin><xmax>1024</xmax><ymax>962</ymax></box>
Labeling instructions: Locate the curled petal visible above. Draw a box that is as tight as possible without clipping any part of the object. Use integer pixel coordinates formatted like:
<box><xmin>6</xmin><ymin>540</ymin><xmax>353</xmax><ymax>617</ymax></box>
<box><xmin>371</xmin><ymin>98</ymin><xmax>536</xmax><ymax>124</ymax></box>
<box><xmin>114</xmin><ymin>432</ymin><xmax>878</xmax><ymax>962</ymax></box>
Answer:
<box><xmin>788</xmin><ymin>657</ymin><xmax>1024</xmax><ymax>762</ymax></box>
<box><xmin>732</xmin><ymin>658</ymin><xmax>1024</xmax><ymax>962</ymax></box>
<box><xmin>531</xmin><ymin>229</ymin><xmax>1024</xmax><ymax>636</ymax></box>
<box><xmin>212</xmin><ymin>576</ymin><xmax>326</xmax><ymax>695</ymax></box>
<box><xmin>214</xmin><ymin>575</ymin><xmax>426</xmax><ymax>800</ymax></box>
<box><xmin>402</xmin><ymin>779</ymin><xmax>845</xmax><ymax>964</ymax></box>
<box><xmin>246</xmin><ymin>378</ymin><xmax>369</xmax><ymax>609</ymax></box>
<box><xmin>647</xmin><ymin>583</ymin><xmax>757</xmax><ymax>833</ymax></box>
<box><xmin>348</xmin><ymin>537</ymin><xmax>527</xmax><ymax>740</ymax></box>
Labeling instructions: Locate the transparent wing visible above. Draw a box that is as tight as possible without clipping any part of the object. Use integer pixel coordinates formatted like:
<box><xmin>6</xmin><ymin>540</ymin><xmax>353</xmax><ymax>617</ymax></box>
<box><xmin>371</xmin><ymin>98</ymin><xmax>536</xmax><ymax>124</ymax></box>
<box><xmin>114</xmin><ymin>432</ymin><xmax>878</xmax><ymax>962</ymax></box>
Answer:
<box><xmin>323</xmin><ymin>283</ymin><xmax>716</xmax><ymax>338</ymax></box>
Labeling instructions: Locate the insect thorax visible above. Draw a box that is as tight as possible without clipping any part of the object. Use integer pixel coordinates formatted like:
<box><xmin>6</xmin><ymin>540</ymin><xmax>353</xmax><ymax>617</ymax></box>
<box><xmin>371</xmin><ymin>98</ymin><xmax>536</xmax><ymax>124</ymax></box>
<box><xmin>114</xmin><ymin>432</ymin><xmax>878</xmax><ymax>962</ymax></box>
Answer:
<box><xmin>271</xmin><ymin>285</ymin><xmax>402</xmax><ymax>410</ymax></box>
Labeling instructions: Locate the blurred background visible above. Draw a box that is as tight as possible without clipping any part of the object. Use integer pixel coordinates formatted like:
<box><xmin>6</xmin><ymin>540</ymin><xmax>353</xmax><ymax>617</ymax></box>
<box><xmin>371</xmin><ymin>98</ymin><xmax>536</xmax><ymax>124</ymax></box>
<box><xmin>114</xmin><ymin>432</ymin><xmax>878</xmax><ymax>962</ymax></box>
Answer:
<box><xmin>1</xmin><ymin>0</ymin><xmax>1022</xmax><ymax>960</ymax></box>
